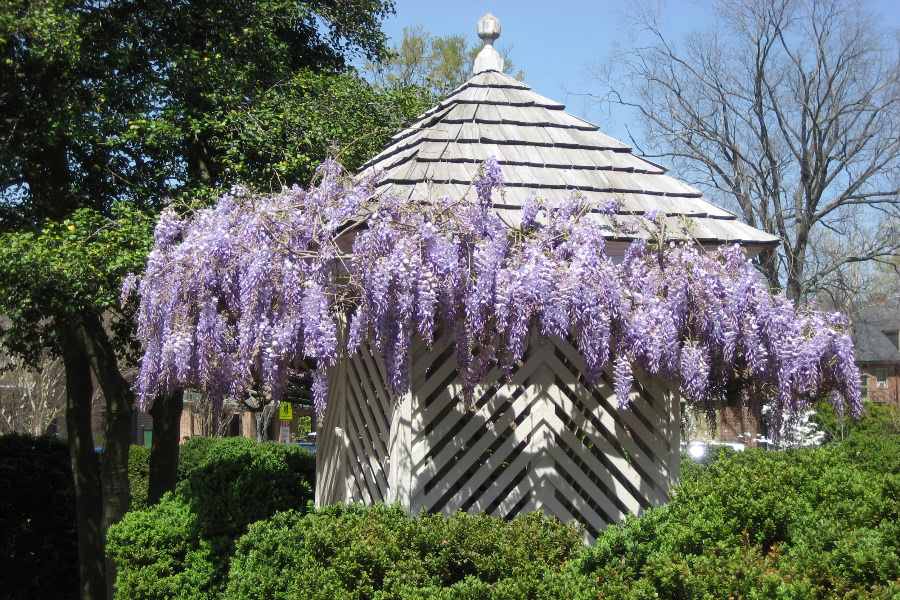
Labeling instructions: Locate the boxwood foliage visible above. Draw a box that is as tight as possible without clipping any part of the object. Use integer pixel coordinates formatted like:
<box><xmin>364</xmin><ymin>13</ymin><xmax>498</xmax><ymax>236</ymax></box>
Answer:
<box><xmin>0</xmin><ymin>433</ymin><xmax>79</xmax><ymax>600</ymax></box>
<box><xmin>225</xmin><ymin>504</ymin><xmax>584</xmax><ymax>600</ymax></box>
<box><xmin>108</xmin><ymin>437</ymin><xmax>315</xmax><ymax>599</ymax></box>
<box><xmin>128</xmin><ymin>435</ymin><xmax>225</xmax><ymax>510</ymax></box>
<box><xmin>224</xmin><ymin>437</ymin><xmax>899</xmax><ymax>600</ymax></box>
<box><xmin>111</xmin><ymin>435</ymin><xmax>900</xmax><ymax>600</ymax></box>
<box><xmin>128</xmin><ymin>444</ymin><xmax>151</xmax><ymax>511</ymax></box>
<box><xmin>579</xmin><ymin>435</ymin><xmax>900</xmax><ymax>599</ymax></box>
<box><xmin>105</xmin><ymin>496</ymin><xmax>217</xmax><ymax>600</ymax></box>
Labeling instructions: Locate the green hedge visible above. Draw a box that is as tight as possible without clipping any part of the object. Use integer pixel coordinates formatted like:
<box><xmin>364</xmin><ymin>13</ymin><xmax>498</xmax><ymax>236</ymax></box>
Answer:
<box><xmin>216</xmin><ymin>436</ymin><xmax>900</xmax><ymax>600</ymax></box>
<box><xmin>0</xmin><ymin>433</ymin><xmax>79</xmax><ymax>600</ymax></box>
<box><xmin>105</xmin><ymin>496</ymin><xmax>216</xmax><ymax>600</ymax></box>
<box><xmin>579</xmin><ymin>435</ymin><xmax>900</xmax><ymax>599</ymax></box>
<box><xmin>180</xmin><ymin>437</ymin><xmax>315</xmax><ymax>547</ymax></box>
<box><xmin>128</xmin><ymin>444</ymin><xmax>151</xmax><ymax>511</ymax></box>
<box><xmin>176</xmin><ymin>436</ymin><xmax>222</xmax><ymax>487</ymax></box>
<box><xmin>225</xmin><ymin>504</ymin><xmax>583</xmax><ymax>600</ymax></box>
<box><xmin>113</xmin><ymin>434</ymin><xmax>900</xmax><ymax>599</ymax></box>
<box><xmin>128</xmin><ymin>435</ymin><xmax>227</xmax><ymax>510</ymax></box>
<box><xmin>109</xmin><ymin>437</ymin><xmax>315</xmax><ymax>599</ymax></box>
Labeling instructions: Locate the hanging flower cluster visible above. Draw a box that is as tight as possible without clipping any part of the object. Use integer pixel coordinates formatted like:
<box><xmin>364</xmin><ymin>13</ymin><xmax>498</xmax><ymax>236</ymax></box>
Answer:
<box><xmin>126</xmin><ymin>158</ymin><xmax>861</xmax><ymax>432</ymax></box>
<box><xmin>125</xmin><ymin>159</ymin><xmax>377</xmax><ymax>415</ymax></box>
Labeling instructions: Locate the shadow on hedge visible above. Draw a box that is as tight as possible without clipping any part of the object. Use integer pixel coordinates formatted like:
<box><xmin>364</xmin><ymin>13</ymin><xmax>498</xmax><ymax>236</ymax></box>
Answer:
<box><xmin>0</xmin><ymin>433</ymin><xmax>80</xmax><ymax>600</ymax></box>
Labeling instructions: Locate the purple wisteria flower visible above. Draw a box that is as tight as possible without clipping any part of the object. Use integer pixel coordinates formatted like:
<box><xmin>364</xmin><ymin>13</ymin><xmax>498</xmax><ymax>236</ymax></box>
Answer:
<box><xmin>643</xmin><ymin>209</ymin><xmax>662</xmax><ymax>222</ymax></box>
<box><xmin>598</xmin><ymin>198</ymin><xmax>619</xmax><ymax>215</ymax></box>
<box><xmin>129</xmin><ymin>157</ymin><xmax>862</xmax><ymax>433</ymax></box>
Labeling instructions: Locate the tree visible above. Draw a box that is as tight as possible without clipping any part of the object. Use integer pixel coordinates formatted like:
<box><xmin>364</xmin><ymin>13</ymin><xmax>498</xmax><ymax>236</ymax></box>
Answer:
<box><xmin>0</xmin><ymin>204</ymin><xmax>156</xmax><ymax>600</ymax></box>
<box><xmin>214</xmin><ymin>69</ymin><xmax>432</xmax><ymax>192</ymax></box>
<box><xmin>0</xmin><ymin>2</ymin><xmax>414</xmax><ymax>597</ymax></box>
<box><xmin>0</xmin><ymin>352</ymin><xmax>65</xmax><ymax>436</ymax></box>
<box><xmin>758</xmin><ymin>403</ymin><xmax>826</xmax><ymax>448</ymax></box>
<box><xmin>181</xmin><ymin>390</ymin><xmax>240</xmax><ymax>438</ymax></box>
<box><xmin>586</xmin><ymin>0</ymin><xmax>900</xmax><ymax>305</ymax></box>
<box><xmin>809</xmin><ymin>227</ymin><xmax>900</xmax><ymax>313</ymax></box>
<box><xmin>367</xmin><ymin>24</ymin><xmax>525</xmax><ymax>98</ymax></box>
<box><xmin>812</xmin><ymin>398</ymin><xmax>900</xmax><ymax>441</ymax></box>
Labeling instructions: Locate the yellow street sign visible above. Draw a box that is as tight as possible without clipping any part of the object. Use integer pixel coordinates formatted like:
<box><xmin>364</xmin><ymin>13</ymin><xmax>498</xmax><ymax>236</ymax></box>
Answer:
<box><xmin>279</xmin><ymin>402</ymin><xmax>293</xmax><ymax>420</ymax></box>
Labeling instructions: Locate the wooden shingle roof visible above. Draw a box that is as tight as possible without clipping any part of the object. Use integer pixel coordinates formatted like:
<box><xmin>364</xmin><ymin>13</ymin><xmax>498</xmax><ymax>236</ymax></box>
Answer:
<box><xmin>362</xmin><ymin>69</ymin><xmax>780</xmax><ymax>254</ymax></box>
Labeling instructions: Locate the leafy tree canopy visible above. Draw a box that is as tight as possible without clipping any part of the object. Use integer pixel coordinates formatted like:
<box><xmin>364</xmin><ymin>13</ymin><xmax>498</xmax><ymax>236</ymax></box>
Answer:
<box><xmin>367</xmin><ymin>24</ymin><xmax>525</xmax><ymax>98</ymax></box>
<box><xmin>1</xmin><ymin>0</ymin><xmax>398</xmax><ymax>221</ymax></box>
<box><xmin>0</xmin><ymin>0</ymin><xmax>427</xmax><ymax>361</ymax></box>
<box><xmin>0</xmin><ymin>2</ymin><xmax>422</xmax><ymax>591</ymax></box>
<box><xmin>0</xmin><ymin>203</ymin><xmax>156</xmax><ymax>364</ymax></box>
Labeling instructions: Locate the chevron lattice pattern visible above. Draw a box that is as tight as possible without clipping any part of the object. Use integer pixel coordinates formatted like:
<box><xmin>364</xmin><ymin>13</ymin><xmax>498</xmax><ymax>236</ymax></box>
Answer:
<box><xmin>316</xmin><ymin>343</ymin><xmax>393</xmax><ymax>506</ymax></box>
<box><xmin>316</xmin><ymin>332</ymin><xmax>680</xmax><ymax>542</ymax></box>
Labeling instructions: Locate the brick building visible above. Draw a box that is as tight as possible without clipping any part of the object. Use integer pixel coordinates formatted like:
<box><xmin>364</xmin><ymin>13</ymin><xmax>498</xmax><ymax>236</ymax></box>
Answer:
<box><xmin>853</xmin><ymin>304</ymin><xmax>900</xmax><ymax>405</ymax></box>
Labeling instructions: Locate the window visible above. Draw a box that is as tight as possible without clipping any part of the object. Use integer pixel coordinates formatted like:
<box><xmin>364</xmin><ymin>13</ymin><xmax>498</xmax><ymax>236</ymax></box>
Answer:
<box><xmin>876</xmin><ymin>368</ymin><xmax>888</xmax><ymax>388</ymax></box>
<box><xmin>860</xmin><ymin>375</ymin><xmax>869</xmax><ymax>399</ymax></box>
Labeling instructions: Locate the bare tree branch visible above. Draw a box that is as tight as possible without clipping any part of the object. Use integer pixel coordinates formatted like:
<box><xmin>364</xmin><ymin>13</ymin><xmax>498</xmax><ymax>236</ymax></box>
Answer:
<box><xmin>586</xmin><ymin>0</ymin><xmax>900</xmax><ymax>304</ymax></box>
<box><xmin>0</xmin><ymin>352</ymin><xmax>66</xmax><ymax>435</ymax></box>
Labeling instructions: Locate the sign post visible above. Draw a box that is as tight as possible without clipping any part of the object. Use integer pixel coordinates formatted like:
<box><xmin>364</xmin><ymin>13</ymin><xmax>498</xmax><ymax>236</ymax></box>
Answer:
<box><xmin>278</xmin><ymin>402</ymin><xmax>293</xmax><ymax>442</ymax></box>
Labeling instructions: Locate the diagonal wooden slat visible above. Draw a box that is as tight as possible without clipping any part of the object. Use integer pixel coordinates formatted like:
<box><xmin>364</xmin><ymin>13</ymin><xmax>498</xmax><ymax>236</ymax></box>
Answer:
<box><xmin>540</xmin><ymin>467</ymin><xmax>608</xmax><ymax>534</ymax></box>
<box><xmin>317</xmin><ymin>330</ymin><xmax>680</xmax><ymax>540</ymax></box>
<box><xmin>414</xmin><ymin>345</ymin><xmax>555</xmax><ymax>473</ymax></box>
<box><xmin>351</xmin><ymin>351</ymin><xmax>390</xmax><ymax>427</ymax></box>
<box><xmin>546</xmin><ymin>419</ymin><xmax>640</xmax><ymax>518</ymax></box>
<box><xmin>418</xmin><ymin>384</ymin><xmax>536</xmax><ymax>507</ymax></box>
<box><xmin>342</xmin><ymin>397</ymin><xmax>385</xmax><ymax>502</ymax></box>
<box><xmin>551</xmin><ymin>373</ymin><xmax>669</xmax><ymax>503</ymax></box>
<box><xmin>344</xmin><ymin>365</ymin><xmax>388</xmax><ymax>469</ymax></box>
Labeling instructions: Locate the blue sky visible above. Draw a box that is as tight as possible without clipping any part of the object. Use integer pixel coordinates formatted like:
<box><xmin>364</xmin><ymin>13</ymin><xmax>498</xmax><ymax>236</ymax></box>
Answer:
<box><xmin>376</xmin><ymin>0</ymin><xmax>900</xmax><ymax>148</ymax></box>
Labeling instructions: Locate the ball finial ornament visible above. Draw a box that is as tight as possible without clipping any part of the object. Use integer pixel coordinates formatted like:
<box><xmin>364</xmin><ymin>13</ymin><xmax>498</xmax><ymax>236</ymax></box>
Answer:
<box><xmin>477</xmin><ymin>13</ymin><xmax>501</xmax><ymax>46</ymax></box>
<box><xmin>474</xmin><ymin>14</ymin><xmax>504</xmax><ymax>73</ymax></box>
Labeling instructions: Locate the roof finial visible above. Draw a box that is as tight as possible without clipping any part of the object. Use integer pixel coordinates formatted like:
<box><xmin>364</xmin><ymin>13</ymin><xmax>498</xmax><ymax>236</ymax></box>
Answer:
<box><xmin>474</xmin><ymin>13</ymin><xmax>504</xmax><ymax>74</ymax></box>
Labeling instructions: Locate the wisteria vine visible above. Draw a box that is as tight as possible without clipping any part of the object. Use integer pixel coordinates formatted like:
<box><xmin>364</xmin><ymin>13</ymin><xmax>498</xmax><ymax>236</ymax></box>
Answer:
<box><xmin>125</xmin><ymin>158</ymin><xmax>862</xmax><ymax>434</ymax></box>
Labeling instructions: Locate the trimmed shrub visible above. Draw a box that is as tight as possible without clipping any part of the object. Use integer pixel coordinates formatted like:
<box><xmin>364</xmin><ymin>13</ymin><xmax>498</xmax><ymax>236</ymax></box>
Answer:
<box><xmin>837</xmin><ymin>433</ymin><xmax>900</xmax><ymax>476</ymax></box>
<box><xmin>111</xmin><ymin>434</ymin><xmax>900</xmax><ymax>599</ymax></box>
<box><xmin>109</xmin><ymin>437</ymin><xmax>315</xmax><ymax>599</ymax></box>
<box><xmin>0</xmin><ymin>433</ymin><xmax>79</xmax><ymax>600</ymax></box>
<box><xmin>105</xmin><ymin>495</ymin><xmax>216</xmax><ymax>600</ymax></box>
<box><xmin>175</xmin><ymin>435</ymin><xmax>220</xmax><ymax>490</ymax></box>
<box><xmin>579</xmin><ymin>436</ymin><xmax>900</xmax><ymax>599</ymax></box>
<box><xmin>225</xmin><ymin>504</ymin><xmax>584</xmax><ymax>600</ymax></box>
<box><xmin>678</xmin><ymin>444</ymin><xmax>737</xmax><ymax>484</ymax></box>
<box><xmin>181</xmin><ymin>437</ymin><xmax>315</xmax><ymax>545</ymax></box>
<box><xmin>128</xmin><ymin>435</ymin><xmax>238</xmax><ymax>510</ymax></box>
<box><xmin>128</xmin><ymin>444</ymin><xmax>151</xmax><ymax>511</ymax></box>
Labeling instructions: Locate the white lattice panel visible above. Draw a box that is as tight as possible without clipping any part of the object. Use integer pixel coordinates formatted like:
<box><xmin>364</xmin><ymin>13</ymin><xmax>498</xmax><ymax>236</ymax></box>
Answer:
<box><xmin>316</xmin><ymin>332</ymin><xmax>680</xmax><ymax>541</ymax></box>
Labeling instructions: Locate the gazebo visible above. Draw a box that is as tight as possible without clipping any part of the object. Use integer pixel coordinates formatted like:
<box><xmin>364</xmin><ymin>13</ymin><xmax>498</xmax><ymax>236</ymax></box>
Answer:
<box><xmin>315</xmin><ymin>14</ymin><xmax>779</xmax><ymax>540</ymax></box>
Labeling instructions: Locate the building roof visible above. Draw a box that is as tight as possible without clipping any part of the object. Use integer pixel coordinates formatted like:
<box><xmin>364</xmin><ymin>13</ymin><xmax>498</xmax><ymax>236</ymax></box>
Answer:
<box><xmin>854</xmin><ymin>304</ymin><xmax>900</xmax><ymax>364</ymax></box>
<box><xmin>361</xmin><ymin>68</ymin><xmax>780</xmax><ymax>253</ymax></box>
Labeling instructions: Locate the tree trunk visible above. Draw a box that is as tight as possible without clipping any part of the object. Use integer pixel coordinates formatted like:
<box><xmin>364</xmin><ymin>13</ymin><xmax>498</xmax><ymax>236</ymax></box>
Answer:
<box><xmin>71</xmin><ymin>314</ymin><xmax>134</xmax><ymax>600</ymax></box>
<box><xmin>148</xmin><ymin>389</ymin><xmax>184</xmax><ymax>504</ymax></box>
<box><xmin>255</xmin><ymin>404</ymin><xmax>276</xmax><ymax>442</ymax></box>
<box><xmin>756</xmin><ymin>247</ymin><xmax>782</xmax><ymax>295</ymax></box>
<box><xmin>62</xmin><ymin>335</ymin><xmax>106</xmax><ymax>600</ymax></box>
